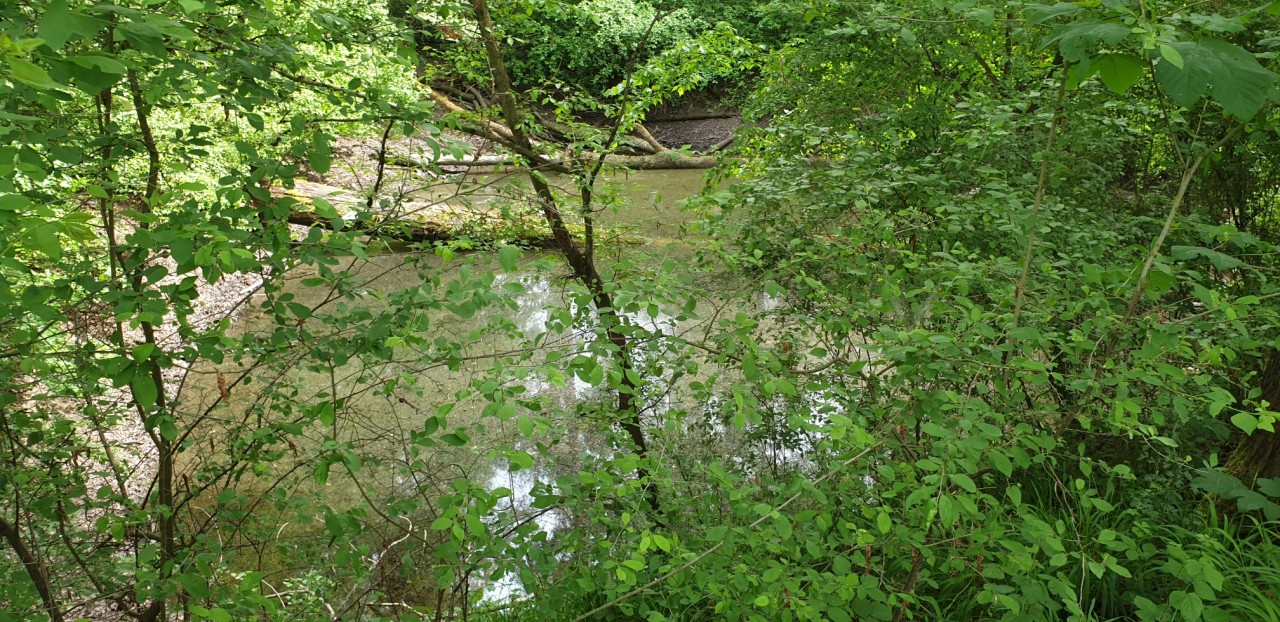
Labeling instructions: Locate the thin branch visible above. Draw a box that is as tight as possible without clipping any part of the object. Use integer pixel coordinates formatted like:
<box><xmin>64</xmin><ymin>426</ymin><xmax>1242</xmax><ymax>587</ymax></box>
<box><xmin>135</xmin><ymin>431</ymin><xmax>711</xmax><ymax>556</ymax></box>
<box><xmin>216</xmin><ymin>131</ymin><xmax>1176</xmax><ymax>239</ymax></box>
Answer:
<box><xmin>1124</xmin><ymin>125</ymin><xmax>1244</xmax><ymax>318</ymax></box>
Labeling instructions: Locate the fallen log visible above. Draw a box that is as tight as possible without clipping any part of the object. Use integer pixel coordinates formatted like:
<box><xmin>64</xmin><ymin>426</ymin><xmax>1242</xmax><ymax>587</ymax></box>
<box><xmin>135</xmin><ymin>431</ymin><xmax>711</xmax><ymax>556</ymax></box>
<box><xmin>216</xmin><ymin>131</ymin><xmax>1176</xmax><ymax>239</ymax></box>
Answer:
<box><xmin>272</xmin><ymin>180</ymin><xmax>555</xmax><ymax>245</ymax></box>
<box><xmin>646</xmin><ymin>111</ymin><xmax>739</xmax><ymax>123</ymax></box>
<box><xmin>632</xmin><ymin>123</ymin><xmax>667</xmax><ymax>152</ymax></box>
<box><xmin>272</xmin><ymin>180</ymin><xmax>646</xmax><ymax>247</ymax></box>
<box><xmin>401</xmin><ymin>151</ymin><xmax>717</xmax><ymax>170</ymax></box>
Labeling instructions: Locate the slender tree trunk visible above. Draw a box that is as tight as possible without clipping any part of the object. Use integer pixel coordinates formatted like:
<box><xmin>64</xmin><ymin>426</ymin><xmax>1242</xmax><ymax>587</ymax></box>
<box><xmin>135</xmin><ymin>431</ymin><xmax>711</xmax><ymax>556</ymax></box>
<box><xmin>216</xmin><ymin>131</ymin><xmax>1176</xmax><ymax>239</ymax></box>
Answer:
<box><xmin>0</xmin><ymin>515</ymin><xmax>65</xmax><ymax>622</ymax></box>
<box><xmin>468</xmin><ymin>0</ymin><xmax>659</xmax><ymax>512</ymax></box>
<box><xmin>127</xmin><ymin>69</ymin><xmax>177</xmax><ymax>622</ymax></box>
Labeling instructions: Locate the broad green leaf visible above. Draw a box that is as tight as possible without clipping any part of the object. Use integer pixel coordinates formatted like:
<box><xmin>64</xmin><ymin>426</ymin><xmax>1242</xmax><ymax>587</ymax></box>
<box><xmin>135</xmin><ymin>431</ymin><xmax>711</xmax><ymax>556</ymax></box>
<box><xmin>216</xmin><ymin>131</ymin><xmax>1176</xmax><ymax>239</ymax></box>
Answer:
<box><xmin>508</xmin><ymin>450</ymin><xmax>534</xmax><ymax>470</ymax></box>
<box><xmin>498</xmin><ymin>245</ymin><xmax>521</xmax><ymax>271</ymax></box>
<box><xmin>1025</xmin><ymin>2</ymin><xmax>1084</xmax><ymax>24</ymax></box>
<box><xmin>876</xmin><ymin>511</ymin><xmax>891</xmax><ymax>534</ymax></box>
<box><xmin>29</xmin><ymin>223</ymin><xmax>62</xmax><ymax>260</ymax></box>
<box><xmin>132</xmin><ymin>374</ymin><xmax>158</xmax><ymax>407</ymax></box>
<box><xmin>70</xmin><ymin>54</ymin><xmax>128</xmax><ymax>75</ymax></box>
<box><xmin>312</xmin><ymin>198</ymin><xmax>340</xmax><ymax>220</ymax></box>
<box><xmin>1093</xmin><ymin>54</ymin><xmax>1146</xmax><ymax>94</ymax></box>
<box><xmin>989</xmin><ymin>452</ymin><xmax>1013</xmax><ymax>478</ymax></box>
<box><xmin>313</xmin><ymin>461</ymin><xmax>330</xmax><ymax>485</ymax></box>
<box><xmin>131</xmin><ymin>343</ymin><xmax>156</xmax><ymax>361</ymax></box>
<box><xmin>1171</xmin><ymin>245</ymin><xmax>1244</xmax><ymax>270</ymax></box>
<box><xmin>1042</xmin><ymin>20</ymin><xmax>1132</xmax><ymax>63</ymax></box>
<box><xmin>1155</xmin><ymin>39</ymin><xmax>1277</xmax><ymax>119</ymax></box>
<box><xmin>39</xmin><ymin>0</ymin><xmax>104</xmax><ymax>50</ymax></box>
<box><xmin>1231</xmin><ymin>412</ymin><xmax>1258</xmax><ymax>435</ymax></box>
<box><xmin>950</xmin><ymin>472</ymin><xmax>978</xmax><ymax>493</ymax></box>
<box><xmin>190</xmin><ymin>606</ymin><xmax>232</xmax><ymax>622</ymax></box>
<box><xmin>7</xmin><ymin>58</ymin><xmax>59</xmax><ymax>90</ymax></box>
<box><xmin>309</xmin><ymin>148</ymin><xmax>331</xmax><ymax>175</ymax></box>
<box><xmin>1160</xmin><ymin>44</ymin><xmax>1184</xmax><ymax>70</ymax></box>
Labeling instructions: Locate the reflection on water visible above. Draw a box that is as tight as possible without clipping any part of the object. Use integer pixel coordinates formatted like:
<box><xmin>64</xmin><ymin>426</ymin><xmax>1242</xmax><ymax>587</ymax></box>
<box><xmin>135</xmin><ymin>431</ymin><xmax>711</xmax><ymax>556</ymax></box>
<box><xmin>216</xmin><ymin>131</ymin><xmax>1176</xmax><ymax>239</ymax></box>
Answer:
<box><xmin>175</xmin><ymin>167</ymin><xmax>850</xmax><ymax>607</ymax></box>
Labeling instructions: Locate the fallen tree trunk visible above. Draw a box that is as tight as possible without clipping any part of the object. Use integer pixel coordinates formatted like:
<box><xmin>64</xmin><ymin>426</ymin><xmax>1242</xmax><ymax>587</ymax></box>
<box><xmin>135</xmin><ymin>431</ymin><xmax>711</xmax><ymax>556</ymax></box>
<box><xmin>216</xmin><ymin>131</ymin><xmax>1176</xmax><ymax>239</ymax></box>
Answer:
<box><xmin>403</xmin><ymin>152</ymin><xmax>717</xmax><ymax>170</ymax></box>
<box><xmin>645</xmin><ymin>111</ymin><xmax>739</xmax><ymax>122</ymax></box>
<box><xmin>273</xmin><ymin>180</ymin><xmax>555</xmax><ymax>245</ymax></box>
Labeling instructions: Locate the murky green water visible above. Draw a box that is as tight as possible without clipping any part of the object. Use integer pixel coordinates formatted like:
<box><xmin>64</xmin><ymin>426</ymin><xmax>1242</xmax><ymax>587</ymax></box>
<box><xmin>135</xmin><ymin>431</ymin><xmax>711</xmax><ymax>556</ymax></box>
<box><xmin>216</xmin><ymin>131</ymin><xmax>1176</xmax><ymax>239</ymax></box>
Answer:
<box><xmin>174</xmin><ymin>168</ymin><xmax>740</xmax><ymax>602</ymax></box>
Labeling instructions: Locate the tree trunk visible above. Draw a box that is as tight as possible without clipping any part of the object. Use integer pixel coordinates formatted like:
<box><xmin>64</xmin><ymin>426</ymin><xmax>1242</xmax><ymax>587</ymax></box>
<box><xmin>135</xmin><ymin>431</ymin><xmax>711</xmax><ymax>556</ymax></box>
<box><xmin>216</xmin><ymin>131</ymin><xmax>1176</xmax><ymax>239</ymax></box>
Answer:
<box><xmin>468</xmin><ymin>0</ymin><xmax>660</xmax><ymax>512</ymax></box>
<box><xmin>0</xmin><ymin>516</ymin><xmax>65</xmax><ymax>622</ymax></box>
<box><xmin>1227</xmin><ymin>350</ymin><xmax>1280</xmax><ymax>484</ymax></box>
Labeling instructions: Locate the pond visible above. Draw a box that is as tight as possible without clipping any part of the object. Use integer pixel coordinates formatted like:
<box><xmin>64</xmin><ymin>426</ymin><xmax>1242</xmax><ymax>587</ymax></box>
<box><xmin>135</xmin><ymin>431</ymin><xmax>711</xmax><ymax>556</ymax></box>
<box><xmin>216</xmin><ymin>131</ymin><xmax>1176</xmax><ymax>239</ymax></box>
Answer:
<box><xmin>173</xmin><ymin>167</ymin><xmax>768</xmax><ymax>608</ymax></box>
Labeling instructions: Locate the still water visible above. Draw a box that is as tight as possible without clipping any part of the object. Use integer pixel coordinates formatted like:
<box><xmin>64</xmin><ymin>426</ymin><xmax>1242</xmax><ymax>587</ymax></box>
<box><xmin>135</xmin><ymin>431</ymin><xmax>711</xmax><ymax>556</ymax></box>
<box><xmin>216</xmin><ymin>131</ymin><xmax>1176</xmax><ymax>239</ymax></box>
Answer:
<box><xmin>173</xmin><ymin>168</ymin><xmax>760</xmax><ymax>606</ymax></box>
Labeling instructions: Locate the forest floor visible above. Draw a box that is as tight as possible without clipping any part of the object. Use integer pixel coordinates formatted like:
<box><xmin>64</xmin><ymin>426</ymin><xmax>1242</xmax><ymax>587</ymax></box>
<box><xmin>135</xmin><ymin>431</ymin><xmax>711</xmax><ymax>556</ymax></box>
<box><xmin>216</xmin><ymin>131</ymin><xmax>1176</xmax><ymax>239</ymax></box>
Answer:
<box><xmin>648</xmin><ymin>115</ymin><xmax>741</xmax><ymax>152</ymax></box>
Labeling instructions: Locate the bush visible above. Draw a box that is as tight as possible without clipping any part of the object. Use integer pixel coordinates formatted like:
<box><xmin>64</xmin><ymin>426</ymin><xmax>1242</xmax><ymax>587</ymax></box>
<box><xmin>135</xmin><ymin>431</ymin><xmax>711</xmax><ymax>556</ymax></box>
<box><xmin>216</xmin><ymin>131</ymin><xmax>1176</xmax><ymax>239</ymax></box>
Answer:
<box><xmin>503</xmin><ymin>0</ymin><xmax>707</xmax><ymax>93</ymax></box>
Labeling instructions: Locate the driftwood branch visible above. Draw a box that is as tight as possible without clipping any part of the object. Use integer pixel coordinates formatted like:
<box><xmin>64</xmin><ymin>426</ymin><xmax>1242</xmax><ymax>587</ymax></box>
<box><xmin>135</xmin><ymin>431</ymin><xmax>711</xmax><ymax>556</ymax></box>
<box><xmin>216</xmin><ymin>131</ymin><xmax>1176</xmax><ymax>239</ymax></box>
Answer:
<box><xmin>706</xmin><ymin>133</ymin><xmax>737</xmax><ymax>153</ymax></box>
<box><xmin>632</xmin><ymin>122</ymin><xmax>667</xmax><ymax>152</ymax></box>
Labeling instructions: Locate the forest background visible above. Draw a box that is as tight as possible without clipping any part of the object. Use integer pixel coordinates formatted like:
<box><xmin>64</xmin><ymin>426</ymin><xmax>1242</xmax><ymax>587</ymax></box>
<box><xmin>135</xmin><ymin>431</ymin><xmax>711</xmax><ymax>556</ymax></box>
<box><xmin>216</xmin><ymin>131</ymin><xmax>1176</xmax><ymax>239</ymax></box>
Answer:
<box><xmin>4</xmin><ymin>0</ymin><xmax>1280</xmax><ymax>620</ymax></box>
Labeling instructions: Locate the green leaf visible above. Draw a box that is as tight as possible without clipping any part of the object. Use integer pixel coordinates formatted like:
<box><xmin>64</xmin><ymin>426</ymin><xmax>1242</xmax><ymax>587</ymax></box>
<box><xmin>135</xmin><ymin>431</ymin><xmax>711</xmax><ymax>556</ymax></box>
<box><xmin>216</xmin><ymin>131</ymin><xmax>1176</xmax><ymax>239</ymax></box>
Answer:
<box><xmin>190</xmin><ymin>606</ymin><xmax>232</xmax><ymax>622</ymax></box>
<box><xmin>1042</xmin><ymin>20</ymin><xmax>1132</xmax><ymax>63</ymax></box>
<box><xmin>29</xmin><ymin>223</ymin><xmax>62</xmax><ymax>260</ymax></box>
<box><xmin>508</xmin><ymin>450</ymin><xmax>534</xmax><ymax>470</ymax></box>
<box><xmin>442</xmin><ymin>432</ymin><xmax>468</xmax><ymax>446</ymax></box>
<box><xmin>1155</xmin><ymin>39</ymin><xmax>1277</xmax><ymax>120</ymax></box>
<box><xmin>312</xmin><ymin>198</ymin><xmax>340</xmax><ymax>220</ymax></box>
<box><xmin>949</xmin><ymin>472</ymin><xmax>978</xmax><ymax>493</ymax></box>
<box><xmin>1231</xmin><ymin>412</ymin><xmax>1259</xmax><ymax>435</ymax></box>
<box><xmin>313</xmin><ymin>461</ymin><xmax>330</xmax><ymax>485</ymax></box>
<box><xmin>753</xmin><ymin>595</ymin><xmax>770</xmax><ymax>607</ymax></box>
<box><xmin>132</xmin><ymin>375</ymin><xmax>158</xmax><ymax>408</ymax></box>
<box><xmin>1093</xmin><ymin>54</ymin><xmax>1146</xmax><ymax>94</ymax></box>
<box><xmin>7</xmin><ymin>58</ymin><xmax>59</xmax><ymax>90</ymax></box>
<box><xmin>876</xmin><ymin>511</ymin><xmax>892</xmax><ymax>534</ymax></box>
<box><xmin>131</xmin><ymin>343</ymin><xmax>156</xmax><ymax>361</ymax></box>
<box><xmin>1025</xmin><ymin>3</ymin><xmax>1084</xmax><ymax>24</ymax></box>
<box><xmin>498</xmin><ymin>245</ymin><xmax>521</xmax><ymax>271</ymax></box>
<box><xmin>1171</xmin><ymin>245</ymin><xmax>1244</xmax><ymax>270</ymax></box>
<box><xmin>517</xmin><ymin>414</ymin><xmax>534</xmax><ymax>437</ymax></box>
<box><xmin>1160</xmin><ymin>44</ymin><xmax>1185</xmax><ymax>70</ymax></box>
<box><xmin>989</xmin><ymin>452</ymin><xmax>1013</xmax><ymax>478</ymax></box>
<box><xmin>158</xmin><ymin>419</ymin><xmax>178</xmax><ymax>442</ymax></box>
<box><xmin>39</xmin><ymin>0</ymin><xmax>104</xmax><ymax>50</ymax></box>
<box><xmin>70</xmin><ymin>54</ymin><xmax>128</xmax><ymax>75</ymax></box>
<box><xmin>314</xmin><ymin>402</ymin><xmax>335</xmax><ymax>427</ymax></box>
<box><xmin>308</xmin><ymin>147</ymin><xmax>331</xmax><ymax>174</ymax></box>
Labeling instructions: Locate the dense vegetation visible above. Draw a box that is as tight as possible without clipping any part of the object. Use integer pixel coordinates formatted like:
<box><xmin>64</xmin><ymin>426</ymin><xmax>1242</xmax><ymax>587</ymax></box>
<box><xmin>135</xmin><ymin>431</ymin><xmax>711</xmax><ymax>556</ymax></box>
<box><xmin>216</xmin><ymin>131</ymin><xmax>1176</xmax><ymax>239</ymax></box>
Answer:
<box><xmin>4</xmin><ymin>0</ymin><xmax>1280</xmax><ymax>620</ymax></box>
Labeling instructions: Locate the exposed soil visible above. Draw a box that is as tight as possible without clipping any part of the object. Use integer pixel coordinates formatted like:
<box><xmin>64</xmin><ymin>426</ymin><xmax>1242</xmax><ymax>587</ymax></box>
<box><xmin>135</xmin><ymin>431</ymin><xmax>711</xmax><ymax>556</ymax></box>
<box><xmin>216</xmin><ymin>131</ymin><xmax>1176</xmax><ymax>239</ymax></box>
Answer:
<box><xmin>647</xmin><ymin>115</ymin><xmax>741</xmax><ymax>152</ymax></box>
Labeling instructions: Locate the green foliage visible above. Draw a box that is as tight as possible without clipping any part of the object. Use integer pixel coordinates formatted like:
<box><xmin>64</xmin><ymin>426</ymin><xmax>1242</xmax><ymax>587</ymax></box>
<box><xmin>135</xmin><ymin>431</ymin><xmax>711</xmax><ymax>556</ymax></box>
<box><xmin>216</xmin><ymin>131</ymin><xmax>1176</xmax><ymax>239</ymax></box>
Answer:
<box><xmin>6</xmin><ymin>0</ymin><xmax>1280</xmax><ymax>621</ymax></box>
<box><xmin>500</xmin><ymin>0</ymin><xmax>709</xmax><ymax>93</ymax></box>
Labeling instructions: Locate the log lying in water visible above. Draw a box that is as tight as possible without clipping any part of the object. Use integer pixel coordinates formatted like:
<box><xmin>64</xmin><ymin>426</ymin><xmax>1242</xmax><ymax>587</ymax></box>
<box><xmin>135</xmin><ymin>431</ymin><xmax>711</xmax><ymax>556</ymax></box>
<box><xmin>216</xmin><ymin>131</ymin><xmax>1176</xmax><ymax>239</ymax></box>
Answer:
<box><xmin>418</xmin><ymin>151</ymin><xmax>717</xmax><ymax>170</ymax></box>
<box><xmin>273</xmin><ymin>180</ymin><xmax>644</xmax><ymax>247</ymax></box>
<box><xmin>273</xmin><ymin>180</ymin><xmax>556</xmax><ymax>245</ymax></box>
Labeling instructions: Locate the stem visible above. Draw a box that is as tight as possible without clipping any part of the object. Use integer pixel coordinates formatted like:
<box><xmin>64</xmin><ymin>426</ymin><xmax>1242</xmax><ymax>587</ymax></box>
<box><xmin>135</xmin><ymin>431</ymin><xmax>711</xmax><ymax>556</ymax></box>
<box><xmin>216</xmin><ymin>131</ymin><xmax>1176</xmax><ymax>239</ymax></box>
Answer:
<box><xmin>0</xmin><ymin>515</ymin><xmax>66</xmax><ymax>622</ymax></box>
<box><xmin>127</xmin><ymin>67</ymin><xmax>176</xmax><ymax>622</ymax></box>
<box><xmin>469</xmin><ymin>0</ymin><xmax>658</xmax><ymax>511</ymax></box>
<box><xmin>1123</xmin><ymin>125</ymin><xmax>1243</xmax><ymax>318</ymax></box>
<box><xmin>1011</xmin><ymin>64</ymin><xmax>1069</xmax><ymax>328</ymax></box>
